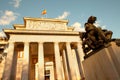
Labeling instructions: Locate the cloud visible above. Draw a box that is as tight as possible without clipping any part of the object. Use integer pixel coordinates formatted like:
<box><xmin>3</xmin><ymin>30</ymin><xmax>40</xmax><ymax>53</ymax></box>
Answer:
<box><xmin>0</xmin><ymin>10</ymin><xmax>18</xmax><ymax>25</ymax></box>
<box><xmin>94</xmin><ymin>21</ymin><xmax>106</xmax><ymax>29</ymax></box>
<box><xmin>72</xmin><ymin>21</ymin><xmax>106</xmax><ymax>32</ymax></box>
<box><xmin>9</xmin><ymin>0</ymin><xmax>22</xmax><ymax>8</ymax></box>
<box><xmin>0</xmin><ymin>11</ymin><xmax>3</xmax><ymax>14</ymax></box>
<box><xmin>94</xmin><ymin>21</ymin><xmax>100</xmax><ymax>27</ymax></box>
<box><xmin>72</xmin><ymin>22</ymin><xmax>85</xmax><ymax>32</ymax></box>
<box><xmin>56</xmin><ymin>11</ymin><xmax>70</xmax><ymax>19</ymax></box>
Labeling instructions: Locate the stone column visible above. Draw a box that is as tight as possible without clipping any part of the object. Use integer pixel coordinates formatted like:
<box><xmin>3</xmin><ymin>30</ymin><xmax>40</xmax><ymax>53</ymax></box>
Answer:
<box><xmin>54</xmin><ymin>42</ymin><xmax>63</xmax><ymax>80</ymax></box>
<box><xmin>35</xmin><ymin>63</ymin><xmax>38</xmax><ymax>80</ymax></box>
<box><xmin>66</xmin><ymin>42</ymin><xmax>77</xmax><ymax>80</ymax></box>
<box><xmin>2</xmin><ymin>42</ymin><xmax>15</xmax><ymax>80</ymax></box>
<box><xmin>77</xmin><ymin>42</ymin><xmax>85</xmax><ymax>79</ymax></box>
<box><xmin>38</xmin><ymin>42</ymin><xmax>44</xmax><ymax>80</ymax></box>
<box><xmin>21</xmin><ymin>42</ymin><xmax>30</xmax><ymax>80</ymax></box>
<box><xmin>71</xmin><ymin>49</ymin><xmax>81</xmax><ymax>80</ymax></box>
<box><xmin>62</xmin><ymin>50</ymin><xmax>70</xmax><ymax>80</ymax></box>
<box><xmin>61</xmin><ymin>56</ymin><xmax>65</xmax><ymax>80</ymax></box>
<box><xmin>50</xmin><ymin>62</ymin><xmax>55</xmax><ymax>80</ymax></box>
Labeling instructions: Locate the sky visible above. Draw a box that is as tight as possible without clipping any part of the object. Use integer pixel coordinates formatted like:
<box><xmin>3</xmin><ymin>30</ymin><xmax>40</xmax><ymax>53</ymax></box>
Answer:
<box><xmin>0</xmin><ymin>0</ymin><xmax>120</xmax><ymax>38</ymax></box>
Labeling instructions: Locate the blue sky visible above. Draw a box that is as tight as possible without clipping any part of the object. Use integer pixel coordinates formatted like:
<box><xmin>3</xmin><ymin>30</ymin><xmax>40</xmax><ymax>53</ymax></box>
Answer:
<box><xmin>0</xmin><ymin>0</ymin><xmax>120</xmax><ymax>38</ymax></box>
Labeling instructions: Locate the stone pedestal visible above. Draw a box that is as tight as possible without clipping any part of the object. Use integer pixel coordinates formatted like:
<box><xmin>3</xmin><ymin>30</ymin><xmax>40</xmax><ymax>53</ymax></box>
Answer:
<box><xmin>82</xmin><ymin>42</ymin><xmax>120</xmax><ymax>80</ymax></box>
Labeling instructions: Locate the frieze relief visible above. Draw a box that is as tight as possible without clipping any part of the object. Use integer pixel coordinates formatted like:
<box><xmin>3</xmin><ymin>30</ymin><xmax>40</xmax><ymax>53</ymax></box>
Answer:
<box><xmin>26</xmin><ymin>20</ymin><xmax>67</xmax><ymax>30</ymax></box>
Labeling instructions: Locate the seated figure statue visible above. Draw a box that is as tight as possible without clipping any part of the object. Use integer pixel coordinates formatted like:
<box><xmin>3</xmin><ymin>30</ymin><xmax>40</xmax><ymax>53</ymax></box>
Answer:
<box><xmin>81</xmin><ymin>16</ymin><xmax>113</xmax><ymax>54</ymax></box>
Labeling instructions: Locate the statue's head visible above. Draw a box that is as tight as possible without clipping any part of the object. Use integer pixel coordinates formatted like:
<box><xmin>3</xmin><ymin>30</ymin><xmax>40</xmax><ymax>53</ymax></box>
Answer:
<box><xmin>87</xmin><ymin>16</ymin><xmax>97</xmax><ymax>24</ymax></box>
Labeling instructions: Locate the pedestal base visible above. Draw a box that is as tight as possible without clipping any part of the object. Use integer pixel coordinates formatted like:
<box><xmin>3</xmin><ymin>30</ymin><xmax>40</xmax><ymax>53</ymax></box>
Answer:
<box><xmin>82</xmin><ymin>42</ymin><xmax>120</xmax><ymax>80</ymax></box>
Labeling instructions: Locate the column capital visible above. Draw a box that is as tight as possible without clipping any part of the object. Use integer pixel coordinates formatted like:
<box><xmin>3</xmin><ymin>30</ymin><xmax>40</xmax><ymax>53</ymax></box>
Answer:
<box><xmin>54</xmin><ymin>42</ymin><xmax>60</xmax><ymax>44</ymax></box>
<box><xmin>38</xmin><ymin>42</ymin><xmax>44</xmax><ymax>44</ymax></box>
<box><xmin>77</xmin><ymin>41</ymin><xmax>82</xmax><ymax>45</ymax></box>
<box><xmin>23</xmin><ymin>42</ymin><xmax>30</xmax><ymax>47</ymax></box>
<box><xmin>8</xmin><ymin>41</ymin><xmax>15</xmax><ymax>44</ymax></box>
<box><xmin>66</xmin><ymin>42</ymin><xmax>71</xmax><ymax>43</ymax></box>
<box><xmin>24</xmin><ymin>42</ymin><xmax>30</xmax><ymax>43</ymax></box>
<box><xmin>66</xmin><ymin>42</ymin><xmax>73</xmax><ymax>45</ymax></box>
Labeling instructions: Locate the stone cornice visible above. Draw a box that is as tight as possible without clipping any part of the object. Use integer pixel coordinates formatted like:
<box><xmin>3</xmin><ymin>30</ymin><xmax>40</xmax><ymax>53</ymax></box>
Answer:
<box><xmin>13</xmin><ymin>24</ymin><xmax>25</xmax><ymax>29</ymax></box>
<box><xmin>23</xmin><ymin>17</ymin><xmax>68</xmax><ymax>24</ymax></box>
<box><xmin>4</xmin><ymin>29</ymin><xmax>80</xmax><ymax>36</ymax></box>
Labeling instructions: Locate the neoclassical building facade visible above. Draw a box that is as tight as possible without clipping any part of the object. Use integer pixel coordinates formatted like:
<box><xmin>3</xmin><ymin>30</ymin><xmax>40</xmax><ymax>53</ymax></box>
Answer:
<box><xmin>0</xmin><ymin>17</ymin><xmax>85</xmax><ymax>80</ymax></box>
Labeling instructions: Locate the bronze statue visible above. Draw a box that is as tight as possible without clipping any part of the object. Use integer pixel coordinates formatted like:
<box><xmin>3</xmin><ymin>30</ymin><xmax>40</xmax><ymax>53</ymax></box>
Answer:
<box><xmin>81</xmin><ymin>16</ymin><xmax>113</xmax><ymax>55</ymax></box>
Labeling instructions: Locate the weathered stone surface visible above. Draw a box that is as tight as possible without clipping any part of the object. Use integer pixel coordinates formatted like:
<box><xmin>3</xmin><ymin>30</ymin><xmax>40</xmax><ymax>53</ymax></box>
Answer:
<box><xmin>83</xmin><ymin>42</ymin><xmax>120</xmax><ymax>80</ymax></box>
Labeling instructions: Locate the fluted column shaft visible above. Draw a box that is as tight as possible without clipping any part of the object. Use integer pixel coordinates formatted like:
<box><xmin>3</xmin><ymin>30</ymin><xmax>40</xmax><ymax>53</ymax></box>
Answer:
<box><xmin>66</xmin><ymin>42</ymin><xmax>77</xmax><ymax>80</ymax></box>
<box><xmin>54</xmin><ymin>42</ymin><xmax>63</xmax><ymax>80</ymax></box>
<box><xmin>22</xmin><ymin>42</ymin><xmax>30</xmax><ymax>80</ymax></box>
<box><xmin>62</xmin><ymin>50</ymin><xmax>70</xmax><ymax>80</ymax></box>
<box><xmin>71</xmin><ymin>48</ymin><xmax>81</xmax><ymax>80</ymax></box>
<box><xmin>77</xmin><ymin>42</ymin><xmax>85</xmax><ymax>79</ymax></box>
<box><xmin>2</xmin><ymin>42</ymin><xmax>15</xmax><ymax>80</ymax></box>
<box><xmin>38</xmin><ymin>42</ymin><xmax>44</xmax><ymax>80</ymax></box>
